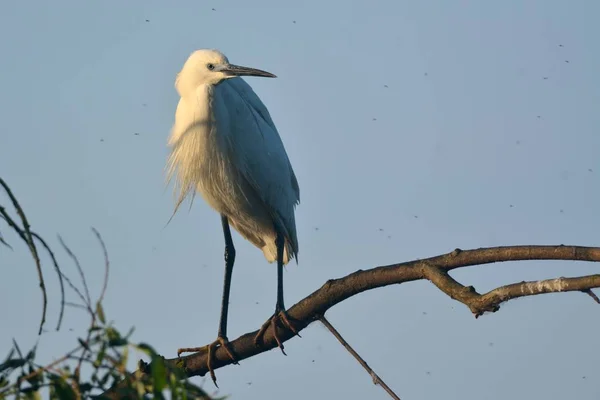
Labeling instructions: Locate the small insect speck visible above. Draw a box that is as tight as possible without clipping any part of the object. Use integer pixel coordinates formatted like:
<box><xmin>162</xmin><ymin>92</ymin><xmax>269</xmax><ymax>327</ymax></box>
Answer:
<box><xmin>100</xmin><ymin>138</ymin><xmax>104</xmax><ymax>142</ymax></box>
<box><xmin>246</xmin><ymin>382</ymin><xmax>252</xmax><ymax>386</ymax></box>
<box><xmin>134</xmin><ymin>133</ymin><xmax>140</xmax><ymax>136</ymax></box>
<box><xmin>582</xmin><ymin>376</ymin><xmax>586</xmax><ymax>379</ymax></box>
<box><xmin>559</xmin><ymin>44</ymin><xmax>564</xmax><ymax>47</ymax></box>
<box><xmin>509</xmin><ymin>205</ymin><xmax>514</xmax><ymax>208</ymax></box>
<box><xmin>413</xmin><ymin>215</ymin><xmax>418</xmax><ymax>219</ymax></box>
<box><xmin>378</xmin><ymin>228</ymin><xmax>384</xmax><ymax>232</ymax></box>
<box><xmin>588</xmin><ymin>168</ymin><xmax>593</xmax><ymax>172</ymax></box>
<box><xmin>372</xmin><ymin>118</ymin><xmax>377</xmax><ymax>121</ymax></box>
<box><xmin>424</xmin><ymin>72</ymin><xmax>428</xmax><ymax>76</ymax></box>
<box><xmin>292</xmin><ymin>20</ymin><xmax>296</xmax><ymax>24</ymax></box>
<box><xmin>422</xmin><ymin>311</ymin><xmax>427</xmax><ymax>315</ymax></box>
<box><xmin>543</xmin><ymin>77</ymin><xmax>549</xmax><ymax>80</ymax></box>
<box><xmin>426</xmin><ymin>371</ymin><xmax>431</xmax><ymax>376</ymax></box>
<box><xmin>537</xmin><ymin>116</ymin><xmax>541</xmax><ymax>119</ymax></box>
<box><xmin>212</xmin><ymin>8</ymin><xmax>216</xmax><ymax>11</ymax></box>
<box><xmin>255</xmin><ymin>302</ymin><xmax>259</xmax><ymax>305</ymax></box>
<box><xmin>560</xmin><ymin>209</ymin><xmax>564</xmax><ymax>213</ymax></box>
<box><xmin>383</xmin><ymin>85</ymin><xmax>388</xmax><ymax>88</ymax></box>
<box><xmin>142</xmin><ymin>103</ymin><xmax>147</xmax><ymax>107</ymax></box>
<box><xmin>565</xmin><ymin>60</ymin><xmax>569</xmax><ymax>63</ymax></box>
<box><xmin>488</xmin><ymin>342</ymin><xmax>494</xmax><ymax>347</ymax></box>
<box><xmin>387</xmin><ymin>235</ymin><xmax>391</xmax><ymax>239</ymax></box>
<box><xmin>314</xmin><ymin>227</ymin><xmax>319</xmax><ymax>231</ymax></box>
<box><xmin>312</xmin><ymin>360</ymin><xmax>315</xmax><ymax>363</ymax></box>
<box><xmin>145</xmin><ymin>19</ymin><xmax>149</xmax><ymax>22</ymax></box>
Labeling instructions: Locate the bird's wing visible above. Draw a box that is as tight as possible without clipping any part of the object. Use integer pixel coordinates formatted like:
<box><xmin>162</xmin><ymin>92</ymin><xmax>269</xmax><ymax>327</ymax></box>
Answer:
<box><xmin>214</xmin><ymin>78</ymin><xmax>300</xmax><ymax>242</ymax></box>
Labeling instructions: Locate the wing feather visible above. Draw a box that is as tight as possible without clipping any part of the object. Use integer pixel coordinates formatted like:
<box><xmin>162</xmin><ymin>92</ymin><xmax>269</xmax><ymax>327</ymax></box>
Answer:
<box><xmin>213</xmin><ymin>78</ymin><xmax>299</xmax><ymax>255</ymax></box>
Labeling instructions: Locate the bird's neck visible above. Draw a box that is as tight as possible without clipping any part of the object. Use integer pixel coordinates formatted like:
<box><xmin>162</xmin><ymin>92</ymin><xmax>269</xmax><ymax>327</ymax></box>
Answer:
<box><xmin>168</xmin><ymin>84</ymin><xmax>214</xmax><ymax>146</ymax></box>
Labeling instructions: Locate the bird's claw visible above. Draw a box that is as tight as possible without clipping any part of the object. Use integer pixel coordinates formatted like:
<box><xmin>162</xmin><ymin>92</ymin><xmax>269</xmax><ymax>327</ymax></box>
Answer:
<box><xmin>177</xmin><ymin>336</ymin><xmax>239</xmax><ymax>387</ymax></box>
<box><xmin>254</xmin><ymin>309</ymin><xmax>300</xmax><ymax>354</ymax></box>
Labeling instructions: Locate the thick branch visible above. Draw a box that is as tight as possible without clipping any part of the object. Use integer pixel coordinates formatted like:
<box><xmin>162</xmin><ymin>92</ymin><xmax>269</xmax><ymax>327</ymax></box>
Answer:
<box><xmin>420</xmin><ymin>262</ymin><xmax>600</xmax><ymax>316</ymax></box>
<box><xmin>101</xmin><ymin>244</ymin><xmax>600</xmax><ymax>399</ymax></box>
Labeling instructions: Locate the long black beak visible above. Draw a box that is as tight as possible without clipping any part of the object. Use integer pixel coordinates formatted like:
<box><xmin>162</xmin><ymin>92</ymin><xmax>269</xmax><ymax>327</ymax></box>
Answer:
<box><xmin>219</xmin><ymin>63</ymin><xmax>277</xmax><ymax>78</ymax></box>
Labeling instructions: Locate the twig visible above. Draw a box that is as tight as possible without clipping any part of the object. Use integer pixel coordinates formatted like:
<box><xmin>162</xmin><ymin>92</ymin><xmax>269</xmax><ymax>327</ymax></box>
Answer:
<box><xmin>319</xmin><ymin>316</ymin><xmax>400</xmax><ymax>400</ymax></box>
<box><xmin>91</xmin><ymin>227</ymin><xmax>110</xmax><ymax>305</ymax></box>
<box><xmin>65</xmin><ymin>301</ymin><xmax>90</xmax><ymax>311</ymax></box>
<box><xmin>58</xmin><ymin>235</ymin><xmax>92</xmax><ymax>309</ymax></box>
<box><xmin>73</xmin><ymin>229</ymin><xmax>111</xmax><ymax>382</ymax></box>
<box><xmin>31</xmin><ymin>232</ymin><xmax>66</xmax><ymax>331</ymax></box>
<box><xmin>582</xmin><ymin>289</ymin><xmax>600</xmax><ymax>304</ymax></box>
<box><xmin>58</xmin><ymin>265</ymin><xmax>90</xmax><ymax>311</ymax></box>
<box><xmin>0</xmin><ymin>224</ymin><xmax>13</xmax><ymax>249</ymax></box>
<box><xmin>0</xmin><ymin>177</ymin><xmax>47</xmax><ymax>334</ymax></box>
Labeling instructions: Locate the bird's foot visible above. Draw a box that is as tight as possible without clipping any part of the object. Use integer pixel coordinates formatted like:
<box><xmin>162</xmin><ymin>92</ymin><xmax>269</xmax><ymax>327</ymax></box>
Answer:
<box><xmin>177</xmin><ymin>335</ymin><xmax>238</xmax><ymax>387</ymax></box>
<box><xmin>253</xmin><ymin>309</ymin><xmax>300</xmax><ymax>354</ymax></box>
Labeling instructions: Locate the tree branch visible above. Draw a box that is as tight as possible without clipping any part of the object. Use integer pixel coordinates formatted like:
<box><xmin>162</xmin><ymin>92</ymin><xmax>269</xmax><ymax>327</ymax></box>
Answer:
<box><xmin>100</xmin><ymin>244</ymin><xmax>600</xmax><ymax>399</ymax></box>
<box><xmin>420</xmin><ymin>262</ymin><xmax>600</xmax><ymax>317</ymax></box>
<box><xmin>319</xmin><ymin>316</ymin><xmax>401</xmax><ymax>400</ymax></box>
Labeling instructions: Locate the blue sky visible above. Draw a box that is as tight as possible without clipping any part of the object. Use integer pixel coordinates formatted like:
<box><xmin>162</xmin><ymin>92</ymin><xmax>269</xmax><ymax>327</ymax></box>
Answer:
<box><xmin>1</xmin><ymin>0</ymin><xmax>599</xmax><ymax>398</ymax></box>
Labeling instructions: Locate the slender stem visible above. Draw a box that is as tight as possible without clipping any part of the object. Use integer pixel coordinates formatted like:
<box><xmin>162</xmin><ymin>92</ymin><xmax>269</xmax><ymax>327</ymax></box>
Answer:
<box><xmin>319</xmin><ymin>316</ymin><xmax>401</xmax><ymax>400</ymax></box>
<box><xmin>0</xmin><ymin>177</ymin><xmax>47</xmax><ymax>334</ymax></box>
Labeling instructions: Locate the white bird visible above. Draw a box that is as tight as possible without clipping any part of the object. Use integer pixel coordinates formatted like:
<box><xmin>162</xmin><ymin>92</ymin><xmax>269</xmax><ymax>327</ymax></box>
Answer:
<box><xmin>166</xmin><ymin>49</ymin><xmax>300</xmax><ymax>384</ymax></box>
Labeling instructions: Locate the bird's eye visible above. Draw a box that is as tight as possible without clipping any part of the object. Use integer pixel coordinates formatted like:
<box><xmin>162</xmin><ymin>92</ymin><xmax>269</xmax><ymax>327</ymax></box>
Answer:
<box><xmin>207</xmin><ymin>63</ymin><xmax>215</xmax><ymax>70</ymax></box>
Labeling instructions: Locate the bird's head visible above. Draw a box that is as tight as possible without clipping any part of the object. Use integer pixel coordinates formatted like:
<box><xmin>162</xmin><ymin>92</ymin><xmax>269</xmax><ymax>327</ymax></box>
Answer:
<box><xmin>175</xmin><ymin>49</ymin><xmax>276</xmax><ymax>95</ymax></box>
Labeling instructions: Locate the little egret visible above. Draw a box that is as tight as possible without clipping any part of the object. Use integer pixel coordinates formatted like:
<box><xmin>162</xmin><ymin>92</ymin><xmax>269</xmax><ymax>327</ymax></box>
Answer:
<box><xmin>166</xmin><ymin>49</ymin><xmax>300</xmax><ymax>384</ymax></box>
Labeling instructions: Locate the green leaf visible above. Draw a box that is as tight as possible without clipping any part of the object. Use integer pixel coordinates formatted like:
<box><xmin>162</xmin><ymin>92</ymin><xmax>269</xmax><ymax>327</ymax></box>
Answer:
<box><xmin>96</xmin><ymin>301</ymin><xmax>106</xmax><ymax>324</ymax></box>
<box><xmin>182</xmin><ymin>381</ymin><xmax>214</xmax><ymax>400</ymax></box>
<box><xmin>105</xmin><ymin>327</ymin><xmax>119</xmax><ymax>341</ymax></box>
<box><xmin>77</xmin><ymin>338</ymin><xmax>89</xmax><ymax>351</ymax></box>
<box><xmin>0</xmin><ymin>358</ymin><xmax>26</xmax><ymax>373</ymax></box>
<box><xmin>99</xmin><ymin>371</ymin><xmax>110</xmax><ymax>387</ymax></box>
<box><xmin>2</xmin><ymin>349</ymin><xmax>15</xmax><ymax>364</ymax></box>
<box><xmin>24</xmin><ymin>346</ymin><xmax>36</xmax><ymax>362</ymax></box>
<box><xmin>49</xmin><ymin>375</ymin><xmax>76</xmax><ymax>400</ymax></box>
<box><xmin>136</xmin><ymin>343</ymin><xmax>158</xmax><ymax>358</ymax></box>
<box><xmin>79</xmin><ymin>382</ymin><xmax>93</xmax><ymax>393</ymax></box>
<box><xmin>26</xmin><ymin>364</ymin><xmax>43</xmax><ymax>389</ymax></box>
<box><xmin>124</xmin><ymin>326</ymin><xmax>136</xmax><ymax>340</ymax></box>
<box><xmin>120</xmin><ymin>346</ymin><xmax>129</xmax><ymax>370</ymax></box>
<box><xmin>152</xmin><ymin>356</ymin><xmax>167</xmax><ymax>394</ymax></box>
<box><xmin>106</xmin><ymin>327</ymin><xmax>127</xmax><ymax>347</ymax></box>
<box><xmin>108</xmin><ymin>338</ymin><xmax>128</xmax><ymax>347</ymax></box>
<box><xmin>23</xmin><ymin>387</ymin><xmax>42</xmax><ymax>400</ymax></box>
<box><xmin>11</xmin><ymin>339</ymin><xmax>23</xmax><ymax>359</ymax></box>
<box><xmin>94</xmin><ymin>343</ymin><xmax>106</xmax><ymax>368</ymax></box>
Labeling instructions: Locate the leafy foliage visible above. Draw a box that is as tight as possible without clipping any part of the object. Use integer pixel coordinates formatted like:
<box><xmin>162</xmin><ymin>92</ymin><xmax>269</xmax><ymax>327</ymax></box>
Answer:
<box><xmin>1</xmin><ymin>177</ymin><xmax>222</xmax><ymax>400</ymax></box>
<box><xmin>0</xmin><ymin>314</ymin><xmax>217</xmax><ymax>399</ymax></box>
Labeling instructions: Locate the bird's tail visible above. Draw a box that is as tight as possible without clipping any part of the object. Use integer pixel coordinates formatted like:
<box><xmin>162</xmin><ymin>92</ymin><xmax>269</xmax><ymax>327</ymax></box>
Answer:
<box><xmin>262</xmin><ymin>240</ymin><xmax>296</xmax><ymax>265</ymax></box>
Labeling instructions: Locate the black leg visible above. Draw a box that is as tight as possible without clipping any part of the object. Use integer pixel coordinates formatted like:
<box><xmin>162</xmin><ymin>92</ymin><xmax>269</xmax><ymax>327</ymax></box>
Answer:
<box><xmin>177</xmin><ymin>214</ymin><xmax>239</xmax><ymax>387</ymax></box>
<box><xmin>275</xmin><ymin>230</ymin><xmax>285</xmax><ymax>313</ymax></box>
<box><xmin>253</xmin><ymin>228</ymin><xmax>300</xmax><ymax>352</ymax></box>
<box><xmin>218</xmin><ymin>214</ymin><xmax>235</xmax><ymax>338</ymax></box>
